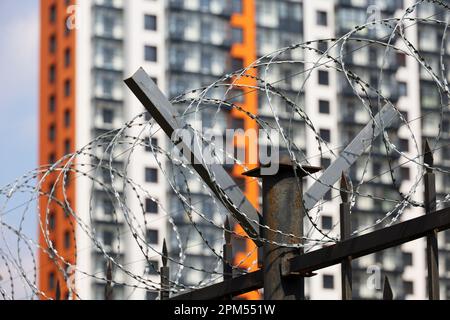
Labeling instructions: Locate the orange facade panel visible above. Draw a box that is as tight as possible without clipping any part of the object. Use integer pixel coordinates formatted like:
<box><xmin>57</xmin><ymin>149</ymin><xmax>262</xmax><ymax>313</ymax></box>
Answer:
<box><xmin>39</xmin><ymin>0</ymin><xmax>76</xmax><ymax>299</ymax></box>
<box><xmin>230</xmin><ymin>0</ymin><xmax>261</xmax><ymax>300</ymax></box>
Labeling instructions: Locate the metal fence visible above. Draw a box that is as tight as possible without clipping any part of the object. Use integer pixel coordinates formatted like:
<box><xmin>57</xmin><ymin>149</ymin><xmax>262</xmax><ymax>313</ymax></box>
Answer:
<box><xmin>122</xmin><ymin>68</ymin><xmax>450</xmax><ymax>301</ymax></box>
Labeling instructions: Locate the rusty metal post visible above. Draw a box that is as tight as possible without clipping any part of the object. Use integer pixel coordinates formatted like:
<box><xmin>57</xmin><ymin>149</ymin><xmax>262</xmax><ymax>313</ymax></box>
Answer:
<box><xmin>160</xmin><ymin>239</ymin><xmax>170</xmax><ymax>300</ymax></box>
<box><xmin>244</xmin><ymin>157</ymin><xmax>321</xmax><ymax>300</ymax></box>
<box><xmin>423</xmin><ymin>140</ymin><xmax>440</xmax><ymax>300</ymax></box>
<box><xmin>105</xmin><ymin>260</ymin><xmax>113</xmax><ymax>300</ymax></box>
<box><xmin>340</xmin><ymin>173</ymin><xmax>352</xmax><ymax>300</ymax></box>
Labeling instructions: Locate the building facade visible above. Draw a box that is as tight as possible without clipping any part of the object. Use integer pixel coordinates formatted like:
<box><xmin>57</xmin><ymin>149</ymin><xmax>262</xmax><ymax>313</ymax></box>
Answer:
<box><xmin>39</xmin><ymin>0</ymin><xmax>450</xmax><ymax>300</ymax></box>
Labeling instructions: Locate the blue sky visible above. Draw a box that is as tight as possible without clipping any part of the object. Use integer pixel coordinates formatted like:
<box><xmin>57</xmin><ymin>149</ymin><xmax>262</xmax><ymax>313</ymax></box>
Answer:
<box><xmin>0</xmin><ymin>1</ymin><xmax>39</xmax><ymax>186</ymax></box>
<box><xmin>0</xmin><ymin>1</ymin><xmax>39</xmax><ymax>298</ymax></box>
<box><xmin>0</xmin><ymin>0</ymin><xmax>39</xmax><ymax>237</ymax></box>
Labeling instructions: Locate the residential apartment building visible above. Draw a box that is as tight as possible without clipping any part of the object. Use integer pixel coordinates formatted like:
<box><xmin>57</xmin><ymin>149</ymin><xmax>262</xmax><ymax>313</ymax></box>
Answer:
<box><xmin>39</xmin><ymin>0</ymin><xmax>450</xmax><ymax>300</ymax></box>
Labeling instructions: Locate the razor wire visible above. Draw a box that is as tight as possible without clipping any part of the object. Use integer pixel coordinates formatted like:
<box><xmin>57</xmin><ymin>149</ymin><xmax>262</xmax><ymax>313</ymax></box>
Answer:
<box><xmin>2</xmin><ymin>0</ymin><xmax>450</xmax><ymax>299</ymax></box>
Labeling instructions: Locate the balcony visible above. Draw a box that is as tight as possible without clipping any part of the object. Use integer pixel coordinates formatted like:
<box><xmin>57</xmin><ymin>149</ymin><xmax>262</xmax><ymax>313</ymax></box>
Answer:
<box><xmin>169</xmin><ymin>0</ymin><xmax>233</xmax><ymax>18</ymax></box>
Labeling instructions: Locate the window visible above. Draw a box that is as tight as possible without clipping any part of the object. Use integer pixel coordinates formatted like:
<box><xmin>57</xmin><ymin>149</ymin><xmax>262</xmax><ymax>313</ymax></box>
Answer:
<box><xmin>319</xmin><ymin>100</ymin><xmax>330</xmax><ymax>114</ymax></box>
<box><xmin>50</xmin><ymin>35</ymin><xmax>56</xmax><ymax>53</ymax></box>
<box><xmin>323</xmin><ymin>274</ymin><xmax>334</xmax><ymax>289</ymax></box>
<box><xmin>201</xmin><ymin>21</ymin><xmax>212</xmax><ymax>43</ymax></box>
<box><xmin>317</xmin><ymin>11</ymin><xmax>328</xmax><ymax>26</ymax></box>
<box><xmin>201</xmin><ymin>51</ymin><xmax>212</xmax><ymax>73</ymax></box>
<box><xmin>145</xmin><ymin>45</ymin><xmax>157</xmax><ymax>62</ymax></box>
<box><xmin>64</xmin><ymin>79</ymin><xmax>71</xmax><ymax>97</ymax></box>
<box><xmin>49</xmin><ymin>272</ymin><xmax>56</xmax><ymax>290</ymax></box>
<box><xmin>103</xmin><ymin>15</ymin><xmax>115</xmax><ymax>37</ymax></box>
<box><xmin>147</xmin><ymin>260</ymin><xmax>159</xmax><ymax>275</ymax></box>
<box><xmin>64</xmin><ymin>48</ymin><xmax>71</xmax><ymax>67</ymax></box>
<box><xmin>321</xmin><ymin>157</ymin><xmax>331</xmax><ymax>169</ymax></box>
<box><xmin>200</xmin><ymin>0</ymin><xmax>210</xmax><ymax>11</ymax></box>
<box><xmin>103</xmin><ymin>231</ymin><xmax>114</xmax><ymax>247</ymax></box>
<box><xmin>103</xmin><ymin>199</ymin><xmax>114</xmax><ymax>215</ymax></box>
<box><xmin>232</xmin><ymin>118</ymin><xmax>245</xmax><ymax>130</ymax></box>
<box><xmin>49</xmin><ymin>125</ymin><xmax>56</xmax><ymax>142</ymax></box>
<box><xmin>145</xmin><ymin>137</ymin><xmax>158</xmax><ymax>152</ymax></box>
<box><xmin>50</xmin><ymin>5</ymin><xmax>57</xmax><ymax>23</ymax></box>
<box><xmin>318</xmin><ymin>70</ymin><xmax>329</xmax><ymax>85</ymax></box>
<box><xmin>49</xmin><ymin>153</ymin><xmax>56</xmax><ymax>164</ymax></box>
<box><xmin>146</xmin><ymin>229</ymin><xmax>159</xmax><ymax>244</ymax></box>
<box><xmin>446</xmin><ymin>257</ymin><xmax>450</xmax><ymax>272</ymax></box>
<box><xmin>324</xmin><ymin>190</ymin><xmax>332</xmax><ymax>201</ymax></box>
<box><xmin>49</xmin><ymin>95</ymin><xmax>56</xmax><ymax>113</ymax></box>
<box><xmin>373</xmin><ymin>162</ymin><xmax>381</xmax><ymax>176</ymax></box>
<box><xmin>49</xmin><ymin>65</ymin><xmax>56</xmax><ymax>83</ymax></box>
<box><xmin>145</xmin><ymin>198</ymin><xmax>158</xmax><ymax>214</ymax></box>
<box><xmin>404</xmin><ymin>281</ymin><xmax>414</xmax><ymax>295</ymax></box>
<box><xmin>145</xmin><ymin>168</ymin><xmax>158</xmax><ymax>183</ymax></box>
<box><xmin>103</xmin><ymin>109</ymin><xmax>114</xmax><ymax>124</ymax></box>
<box><xmin>103</xmin><ymin>78</ymin><xmax>114</xmax><ymax>97</ymax></box>
<box><xmin>64</xmin><ymin>110</ymin><xmax>71</xmax><ymax>128</ymax></box>
<box><xmin>399</xmin><ymin>81</ymin><xmax>407</xmax><ymax>96</ymax></box>
<box><xmin>445</xmin><ymin>231</ymin><xmax>450</xmax><ymax>244</ymax></box>
<box><xmin>232</xmin><ymin>27</ymin><xmax>243</xmax><ymax>43</ymax></box>
<box><xmin>64</xmin><ymin>231</ymin><xmax>71</xmax><ymax>249</ymax></box>
<box><xmin>403</xmin><ymin>252</ymin><xmax>413</xmax><ymax>266</ymax></box>
<box><xmin>65</xmin><ymin>172</ymin><xmax>71</xmax><ymax>187</ymax></box>
<box><xmin>146</xmin><ymin>291</ymin><xmax>158</xmax><ymax>300</ymax></box>
<box><xmin>320</xmin><ymin>129</ymin><xmax>331</xmax><ymax>143</ymax></box>
<box><xmin>232</xmin><ymin>0</ymin><xmax>242</xmax><ymax>13</ymax></box>
<box><xmin>322</xmin><ymin>215</ymin><xmax>333</xmax><ymax>230</ymax></box>
<box><xmin>144</xmin><ymin>14</ymin><xmax>157</xmax><ymax>30</ymax></box>
<box><xmin>228</xmin><ymin>88</ymin><xmax>245</xmax><ymax>103</ymax></box>
<box><xmin>49</xmin><ymin>212</ymin><xmax>56</xmax><ymax>231</ymax></box>
<box><xmin>100</xmin><ymin>169</ymin><xmax>111</xmax><ymax>187</ymax></box>
<box><xmin>401</xmin><ymin>167</ymin><xmax>410</xmax><ymax>180</ymax></box>
<box><xmin>318</xmin><ymin>41</ymin><xmax>328</xmax><ymax>53</ymax></box>
<box><xmin>231</xmin><ymin>57</ymin><xmax>244</xmax><ymax>71</ymax></box>
<box><xmin>65</xmin><ymin>199</ymin><xmax>72</xmax><ymax>218</ymax></box>
<box><xmin>401</xmin><ymin>111</ymin><xmax>408</xmax><ymax>122</ymax></box>
<box><xmin>399</xmin><ymin>138</ymin><xmax>409</xmax><ymax>152</ymax></box>
<box><xmin>397</xmin><ymin>52</ymin><xmax>406</xmax><ymax>67</ymax></box>
<box><xmin>103</xmin><ymin>46</ymin><xmax>114</xmax><ymax>68</ymax></box>
<box><xmin>64</xmin><ymin>139</ymin><xmax>71</xmax><ymax>155</ymax></box>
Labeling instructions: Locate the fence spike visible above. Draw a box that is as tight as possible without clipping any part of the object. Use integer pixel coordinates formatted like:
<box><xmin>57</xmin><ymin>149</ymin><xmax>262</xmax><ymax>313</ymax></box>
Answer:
<box><xmin>105</xmin><ymin>260</ymin><xmax>113</xmax><ymax>300</ymax></box>
<box><xmin>423</xmin><ymin>139</ymin><xmax>440</xmax><ymax>300</ymax></box>
<box><xmin>340</xmin><ymin>172</ymin><xmax>351</xmax><ymax>203</ymax></box>
<box><xmin>162</xmin><ymin>239</ymin><xmax>168</xmax><ymax>267</ymax></box>
<box><xmin>424</xmin><ymin>139</ymin><xmax>434</xmax><ymax>169</ymax></box>
<box><xmin>382</xmin><ymin>276</ymin><xmax>393</xmax><ymax>300</ymax></box>
<box><xmin>55</xmin><ymin>280</ymin><xmax>61</xmax><ymax>301</ymax></box>
<box><xmin>160</xmin><ymin>239</ymin><xmax>170</xmax><ymax>300</ymax></box>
